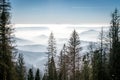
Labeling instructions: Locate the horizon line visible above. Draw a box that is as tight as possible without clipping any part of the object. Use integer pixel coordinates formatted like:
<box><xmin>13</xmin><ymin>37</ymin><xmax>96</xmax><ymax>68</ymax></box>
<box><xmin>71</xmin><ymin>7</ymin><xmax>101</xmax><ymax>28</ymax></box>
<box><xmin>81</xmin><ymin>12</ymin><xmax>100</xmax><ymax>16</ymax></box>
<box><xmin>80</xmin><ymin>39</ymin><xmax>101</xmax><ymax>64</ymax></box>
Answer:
<box><xmin>13</xmin><ymin>23</ymin><xmax>110</xmax><ymax>28</ymax></box>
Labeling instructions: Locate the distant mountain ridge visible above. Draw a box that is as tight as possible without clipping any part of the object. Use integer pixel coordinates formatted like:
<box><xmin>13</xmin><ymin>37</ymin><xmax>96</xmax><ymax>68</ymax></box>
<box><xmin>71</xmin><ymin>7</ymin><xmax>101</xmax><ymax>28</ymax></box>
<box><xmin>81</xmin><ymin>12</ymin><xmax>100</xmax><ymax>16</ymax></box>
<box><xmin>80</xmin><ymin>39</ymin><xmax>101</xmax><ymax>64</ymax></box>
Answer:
<box><xmin>15</xmin><ymin>26</ymin><xmax>107</xmax><ymax>72</ymax></box>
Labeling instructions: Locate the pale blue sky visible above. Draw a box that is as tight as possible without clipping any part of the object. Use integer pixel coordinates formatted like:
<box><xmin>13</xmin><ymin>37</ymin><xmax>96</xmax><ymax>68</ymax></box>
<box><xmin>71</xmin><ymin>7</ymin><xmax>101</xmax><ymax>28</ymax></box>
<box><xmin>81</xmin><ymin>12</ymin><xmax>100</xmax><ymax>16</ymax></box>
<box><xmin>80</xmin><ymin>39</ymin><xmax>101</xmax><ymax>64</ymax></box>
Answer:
<box><xmin>10</xmin><ymin>0</ymin><xmax>120</xmax><ymax>24</ymax></box>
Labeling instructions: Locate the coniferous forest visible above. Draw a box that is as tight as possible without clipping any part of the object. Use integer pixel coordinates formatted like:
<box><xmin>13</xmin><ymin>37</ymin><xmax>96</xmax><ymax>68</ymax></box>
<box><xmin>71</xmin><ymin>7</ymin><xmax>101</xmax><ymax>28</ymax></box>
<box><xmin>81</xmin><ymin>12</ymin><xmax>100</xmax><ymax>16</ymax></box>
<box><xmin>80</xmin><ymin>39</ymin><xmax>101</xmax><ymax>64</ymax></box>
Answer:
<box><xmin>0</xmin><ymin>0</ymin><xmax>120</xmax><ymax>80</ymax></box>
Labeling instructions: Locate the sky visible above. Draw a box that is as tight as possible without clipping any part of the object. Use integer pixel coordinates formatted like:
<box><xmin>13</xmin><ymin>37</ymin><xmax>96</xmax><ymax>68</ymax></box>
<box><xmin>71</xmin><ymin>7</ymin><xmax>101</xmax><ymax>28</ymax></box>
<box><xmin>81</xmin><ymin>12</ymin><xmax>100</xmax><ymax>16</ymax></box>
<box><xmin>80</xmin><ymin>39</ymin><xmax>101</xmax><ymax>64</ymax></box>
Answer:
<box><xmin>10</xmin><ymin>0</ymin><xmax>120</xmax><ymax>25</ymax></box>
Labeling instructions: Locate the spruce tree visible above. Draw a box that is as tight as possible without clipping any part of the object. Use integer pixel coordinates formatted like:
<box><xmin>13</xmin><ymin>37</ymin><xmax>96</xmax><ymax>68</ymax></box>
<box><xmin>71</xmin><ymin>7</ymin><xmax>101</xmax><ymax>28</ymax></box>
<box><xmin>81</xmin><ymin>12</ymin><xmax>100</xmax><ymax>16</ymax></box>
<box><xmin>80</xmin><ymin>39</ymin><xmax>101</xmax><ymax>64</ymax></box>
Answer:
<box><xmin>97</xmin><ymin>27</ymin><xmax>106</xmax><ymax>80</ymax></box>
<box><xmin>58</xmin><ymin>50</ymin><xmax>63</xmax><ymax>80</ymax></box>
<box><xmin>48</xmin><ymin>57</ymin><xmax>57</xmax><ymax>80</ymax></box>
<box><xmin>27</xmin><ymin>68</ymin><xmax>34</xmax><ymax>80</ymax></box>
<box><xmin>92</xmin><ymin>50</ymin><xmax>100</xmax><ymax>80</ymax></box>
<box><xmin>109</xmin><ymin>8</ymin><xmax>120</xmax><ymax>80</ymax></box>
<box><xmin>81</xmin><ymin>53</ymin><xmax>90</xmax><ymax>80</ymax></box>
<box><xmin>99</xmin><ymin>27</ymin><xmax>109</xmax><ymax>80</ymax></box>
<box><xmin>47</xmin><ymin>32</ymin><xmax>57</xmax><ymax>80</ymax></box>
<box><xmin>91</xmin><ymin>44</ymin><xmax>107</xmax><ymax>80</ymax></box>
<box><xmin>35</xmin><ymin>68</ymin><xmax>41</xmax><ymax>80</ymax></box>
<box><xmin>67</xmin><ymin>30</ymin><xmax>81</xmax><ymax>80</ymax></box>
<box><xmin>47</xmin><ymin>32</ymin><xmax>56</xmax><ymax>58</ymax></box>
<box><xmin>0</xmin><ymin>0</ymin><xmax>17</xmax><ymax>80</ymax></box>
<box><xmin>58</xmin><ymin>44</ymin><xmax>68</xmax><ymax>80</ymax></box>
<box><xmin>16</xmin><ymin>53</ymin><xmax>26</xmax><ymax>80</ymax></box>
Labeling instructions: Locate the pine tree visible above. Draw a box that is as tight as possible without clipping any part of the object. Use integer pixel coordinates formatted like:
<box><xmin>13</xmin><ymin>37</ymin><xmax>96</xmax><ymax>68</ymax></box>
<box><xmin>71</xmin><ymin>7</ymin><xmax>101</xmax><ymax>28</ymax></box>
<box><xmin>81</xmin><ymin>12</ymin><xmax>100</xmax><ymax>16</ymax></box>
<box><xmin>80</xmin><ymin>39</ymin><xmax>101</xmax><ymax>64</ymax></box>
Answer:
<box><xmin>87</xmin><ymin>42</ymin><xmax>96</xmax><ymax>80</ymax></box>
<box><xmin>35</xmin><ymin>68</ymin><xmax>41</xmax><ymax>80</ymax></box>
<box><xmin>97</xmin><ymin>27</ymin><xmax>106</xmax><ymax>80</ymax></box>
<box><xmin>62</xmin><ymin>44</ymin><xmax>68</xmax><ymax>80</ymax></box>
<box><xmin>58</xmin><ymin>50</ymin><xmax>63</xmax><ymax>80</ymax></box>
<box><xmin>91</xmin><ymin>45</ymin><xmax>104</xmax><ymax>80</ymax></box>
<box><xmin>92</xmin><ymin>50</ymin><xmax>100</xmax><ymax>80</ymax></box>
<box><xmin>67</xmin><ymin>30</ymin><xmax>81</xmax><ymax>80</ymax></box>
<box><xmin>99</xmin><ymin>27</ymin><xmax>109</xmax><ymax>80</ymax></box>
<box><xmin>0</xmin><ymin>0</ymin><xmax>17</xmax><ymax>80</ymax></box>
<box><xmin>27</xmin><ymin>68</ymin><xmax>34</xmax><ymax>80</ymax></box>
<box><xmin>16</xmin><ymin>53</ymin><xmax>26</xmax><ymax>80</ymax></box>
<box><xmin>58</xmin><ymin>44</ymin><xmax>68</xmax><ymax>80</ymax></box>
<box><xmin>48</xmin><ymin>57</ymin><xmax>57</xmax><ymax>80</ymax></box>
<box><xmin>90</xmin><ymin>27</ymin><xmax>110</xmax><ymax>80</ymax></box>
<box><xmin>42</xmin><ymin>72</ymin><xmax>48</xmax><ymax>80</ymax></box>
<box><xmin>47</xmin><ymin>32</ymin><xmax>57</xmax><ymax>80</ymax></box>
<box><xmin>91</xmin><ymin>49</ymin><xmax>106</xmax><ymax>80</ymax></box>
<box><xmin>109</xmin><ymin>8</ymin><xmax>120</xmax><ymax>80</ymax></box>
<box><xmin>47</xmin><ymin>32</ymin><xmax>56</xmax><ymax>58</ymax></box>
<box><xmin>81</xmin><ymin>53</ymin><xmax>90</xmax><ymax>80</ymax></box>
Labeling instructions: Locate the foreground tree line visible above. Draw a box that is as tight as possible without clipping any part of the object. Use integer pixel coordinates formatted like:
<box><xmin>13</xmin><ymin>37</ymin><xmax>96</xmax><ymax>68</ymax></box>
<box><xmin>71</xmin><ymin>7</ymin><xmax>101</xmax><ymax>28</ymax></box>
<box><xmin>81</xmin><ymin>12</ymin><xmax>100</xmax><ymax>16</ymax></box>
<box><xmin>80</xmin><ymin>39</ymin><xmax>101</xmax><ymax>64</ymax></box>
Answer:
<box><xmin>0</xmin><ymin>0</ymin><xmax>120</xmax><ymax>80</ymax></box>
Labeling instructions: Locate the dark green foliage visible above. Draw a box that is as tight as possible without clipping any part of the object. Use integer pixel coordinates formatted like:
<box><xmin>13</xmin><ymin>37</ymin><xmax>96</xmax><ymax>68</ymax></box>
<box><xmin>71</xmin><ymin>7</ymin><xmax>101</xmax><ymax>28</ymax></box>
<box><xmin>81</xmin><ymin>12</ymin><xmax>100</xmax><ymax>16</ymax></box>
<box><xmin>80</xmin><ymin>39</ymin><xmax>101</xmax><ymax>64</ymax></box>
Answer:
<box><xmin>75</xmin><ymin>70</ymin><xmax>81</xmax><ymax>80</ymax></box>
<box><xmin>35</xmin><ymin>68</ymin><xmax>41</xmax><ymax>80</ymax></box>
<box><xmin>0</xmin><ymin>0</ymin><xmax>17</xmax><ymax>80</ymax></box>
<box><xmin>48</xmin><ymin>57</ymin><xmax>57</xmax><ymax>80</ymax></box>
<box><xmin>16</xmin><ymin>53</ymin><xmax>26</xmax><ymax>80</ymax></box>
<box><xmin>58</xmin><ymin>50</ymin><xmax>64</xmax><ymax>80</ymax></box>
<box><xmin>109</xmin><ymin>8</ymin><xmax>120</xmax><ymax>80</ymax></box>
<box><xmin>92</xmin><ymin>50</ymin><xmax>102</xmax><ymax>80</ymax></box>
<box><xmin>81</xmin><ymin>53</ymin><xmax>90</xmax><ymax>80</ymax></box>
<box><xmin>99</xmin><ymin>28</ymin><xmax>110</xmax><ymax>80</ymax></box>
<box><xmin>57</xmin><ymin>30</ymin><xmax>82</xmax><ymax>80</ymax></box>
<box><xmin>46</xmin><ymin>32</ymin><xmax>57</xmax><ymax>80</ymax></box>
<box><xmin>42</xmin><ymin>73</ymin><xmax>48</xmax><ymax>80</ymax></box>
<box><xmin>58</xmin><ymin>44</ymin><xmax>68</xmax><ymax>80</ymax></box>
<box><xmin>67</xmin><ymin>30</ymin><xmax>81</xmax><ymax>80</ymax></box>
<box><xmin>27</xmin><ymin>68</ymin><xmax>34</xmax><ymax>80</ymax></box>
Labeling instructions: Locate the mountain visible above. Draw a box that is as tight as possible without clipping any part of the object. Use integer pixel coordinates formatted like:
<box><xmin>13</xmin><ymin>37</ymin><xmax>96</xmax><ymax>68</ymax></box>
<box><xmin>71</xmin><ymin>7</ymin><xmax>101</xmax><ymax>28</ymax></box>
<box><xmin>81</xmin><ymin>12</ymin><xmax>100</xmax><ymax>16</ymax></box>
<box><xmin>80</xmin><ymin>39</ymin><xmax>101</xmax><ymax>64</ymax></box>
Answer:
<box><xmin>37</xmin><ymin>34</ymin><xmax>48</xmax><ymax>39</ymax></box>
<box><xmin>17</xmin><ymin>40</ymin><xmax>92</xmax><ymax>73</ymax></box>
<box><xmin>17</xmin><ymin>44</ymin><xmax>47</xmax><ymax>52</ymax></box>
<box><xmin>15</xmin><ymin>37</ymin><xmax>34</xmax><ymax>45</ymax></box>
<box><xmin>15</xmin><ymin>26</ymin><xmax>104</xmax><ymax>73</ymax></box>
<box><xmin>80</xmin><ymin>29</ymin><xmax>100</xmax><ymax>41</ymax></box>
<box><xmin>80</xmin><ymin>29</ymin><xmax>99</xmax><ymax>35</ymax></box>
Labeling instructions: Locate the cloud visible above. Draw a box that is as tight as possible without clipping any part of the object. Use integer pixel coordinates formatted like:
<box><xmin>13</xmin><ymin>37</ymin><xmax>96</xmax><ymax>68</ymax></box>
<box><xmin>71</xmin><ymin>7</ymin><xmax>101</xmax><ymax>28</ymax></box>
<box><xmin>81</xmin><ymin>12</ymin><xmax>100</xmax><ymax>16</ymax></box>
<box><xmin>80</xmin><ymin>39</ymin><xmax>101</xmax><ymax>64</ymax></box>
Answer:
<box><xmin>16</xmin><ymin>27</ymin><xmax>49</xmax><ymax>31</ymax></box>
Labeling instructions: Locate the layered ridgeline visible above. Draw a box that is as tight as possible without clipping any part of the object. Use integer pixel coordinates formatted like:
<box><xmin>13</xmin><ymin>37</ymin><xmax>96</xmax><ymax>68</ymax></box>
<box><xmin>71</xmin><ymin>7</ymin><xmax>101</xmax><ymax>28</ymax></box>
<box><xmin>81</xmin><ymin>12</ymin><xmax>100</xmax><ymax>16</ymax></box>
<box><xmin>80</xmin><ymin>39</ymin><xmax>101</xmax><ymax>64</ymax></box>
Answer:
<box><xmin>15</xmin><ymin>27</ymin><xmax>104</xmax><ymax>70</ymax></box>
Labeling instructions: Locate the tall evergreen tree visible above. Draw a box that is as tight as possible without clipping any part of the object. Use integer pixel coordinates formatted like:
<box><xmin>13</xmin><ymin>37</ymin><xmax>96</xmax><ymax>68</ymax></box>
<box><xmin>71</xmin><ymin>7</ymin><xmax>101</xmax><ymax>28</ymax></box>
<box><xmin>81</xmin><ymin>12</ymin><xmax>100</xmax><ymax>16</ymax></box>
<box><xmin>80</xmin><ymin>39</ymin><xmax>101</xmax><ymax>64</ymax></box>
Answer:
<box><xmin>97</xmin><ymin>27</ymin><xmax>106</xmax><ymax>80</ymax></box>
<box><xmin>0</xmin><ymin>0</ymin><xmax>17</xmax><ymax>80</ymax></box>
<box><xmin>48</xmin><ymin>57</ymin><xmax>57</xmax><ymax>80</ymax></box>
<box><xmin>81</xmin><ymin>53</ymin><xmax>90</xmax><ymax>80</ymax></box>
<box><xmin>91</xmin><ymin>29</ymin><xmax>106</xmax><ymax>80</ymax></box>
<box><xmin>87</xmin><ymin>42</ymin><xmax>97</xmax><ymax>80</ymax></box>
<box><xmin>99</xmin><ymin>27</ymin><xmax>109</xmax><ymax>80</ymax></box>
<box><xmin>35</xmin><ymin>68</ymin><xmax>41</xmax><ymax>80</ymax></box>
<box><xmin>27</xmin><ymin>68</ymin><xmax>34</xmax><ymax>80</ymax></box>
<box><xmin>58</xmin><ymin>50</ymin><xmax>63</xmax><ymax>80</ymax></box>
<box><xmin>92</xmin><ymin>50</ymin><xmax>101</xmax><ymax>80</ymax></box>
<box><xmin>67</xmin><ymin>30</ymin><xmax>81</xmax><ymax>80</ymax></box>
<box><xmin>58</xmin><ymin>44</ymin><xmax>68</xmax><ymax>80</ymax></box>
<box><xmin>47</xmin><ymin>32</ymin><xmax>56</xmax><ymax>58</ymax></box>
<box><xmin>16</xmin><ymin>53</ymin><xmax>26</xmax><ymax>80</ymax></box>
<box><xmin>47</xmin><ymin>32</ymin><xmax>57</xmax><ymax>80</ymax></box>
<box><xmin>109</xmin><ymin>8</ymin><xmax>120</xmax><ymax>80</ymax></box>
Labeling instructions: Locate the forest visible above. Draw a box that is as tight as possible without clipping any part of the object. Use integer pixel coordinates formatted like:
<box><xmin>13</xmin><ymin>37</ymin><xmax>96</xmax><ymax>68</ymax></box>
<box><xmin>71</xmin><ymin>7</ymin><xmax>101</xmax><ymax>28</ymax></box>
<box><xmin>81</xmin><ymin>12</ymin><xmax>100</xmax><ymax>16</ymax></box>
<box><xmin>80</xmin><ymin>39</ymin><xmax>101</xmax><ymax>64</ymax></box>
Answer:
<box><xmin>0</xmin><ymin>0</ymin><xmax>120</xmax><ymax>80</ymax></box>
